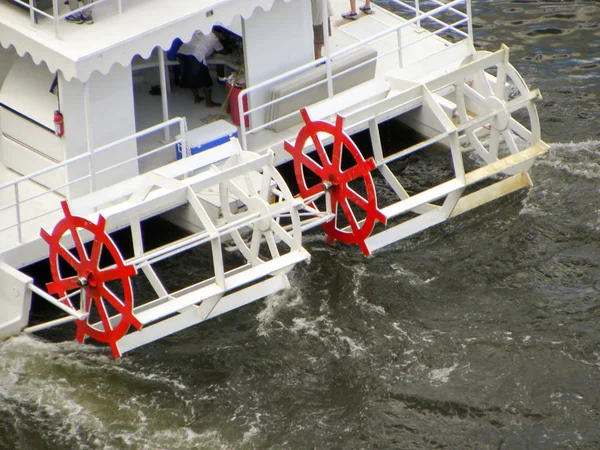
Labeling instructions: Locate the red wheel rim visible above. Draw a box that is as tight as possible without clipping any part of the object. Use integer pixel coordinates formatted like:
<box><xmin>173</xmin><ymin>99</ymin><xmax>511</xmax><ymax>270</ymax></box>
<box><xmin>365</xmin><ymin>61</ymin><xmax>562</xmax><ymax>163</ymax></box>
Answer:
<box><xmin>284</xmin><ymin>109</ymin><xmax>385</xmax><ymax>255</ymax></box>
<box><xmin>40</xmin><ymin>201</ymin><xmax>140</xmax><ymax>357</ymax></box>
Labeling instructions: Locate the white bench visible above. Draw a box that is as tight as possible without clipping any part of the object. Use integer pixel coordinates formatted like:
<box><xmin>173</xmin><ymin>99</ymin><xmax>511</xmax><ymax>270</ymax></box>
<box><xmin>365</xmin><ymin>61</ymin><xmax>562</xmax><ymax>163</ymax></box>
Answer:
<box><xmin>266</xmin><ymin>45</ymin><xmax>378</xmax><ymax>132</ymax></box>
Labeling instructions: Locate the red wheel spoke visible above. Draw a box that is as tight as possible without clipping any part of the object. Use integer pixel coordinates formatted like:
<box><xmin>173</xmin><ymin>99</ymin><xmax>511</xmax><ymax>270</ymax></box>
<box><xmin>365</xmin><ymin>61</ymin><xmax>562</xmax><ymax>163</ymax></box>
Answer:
<box><xmin>42</xmin><ymin>201</ymin><xmax>138</xmax><ymax>357</ymax></box>
<box><xmin>330</xmin><ymin>132</ymin><xmax>343</xmax><ymax>173</ymax></box>
<box><xmin>56</xmin><ymin>275</ymin><xmax>81</xmax><ymax>293</ymax></box>
<box><xmin>97</xmin><ymin>285</ymin><xmax>128</xmax><ymax>314</ymax></box>
<box><xmin>67</xmin><ymin>223</ymin><xmax>88</xmax><ymax>264</ymax></box>
<box><xmin>329</xmin><ymin>190</ymin><xmax>340</xmax><ymax>214</ymax></box>
<box><xmin>304</xmin><ymin>183</ymin><xmax>325</xmax><ymax>199</ymax></box>
<box><xmin>98</xmin><ymin>264</ymin><xmax>136</xmax><ymax>284</ymax></box>
<box><xmin>81</xmin><ymin>290</ymin><xmax>93</xmax><ymax>313</ymax></box>
<box><xmin>297</xmin><ymin>151</ymin><xmax>326</xmax><ymax>178</ymax></box>
<box><xmin>339</xmin><ymin>197</ymin><xmax>361</xmax><ymax>236</ymax></box>
<box><xmin>341</xmin><ymin>184</ymin><xmax>370</xmax><ymax>212</ymax></box>
<box><xmin>311</xmin><ymin>130</ymin><xmax>331</xmax><ymax>168</ymax></box>
<box><xmin>338</xmin><ymin>159</ymin><xmax>376</xmax><ymax>185</ymax></box>
<box><xmin>284</xmin><ymin>108</ymin><xmax>385</xmax><ymax>254</ymax></box>
<box><xmin>94</xmin><ymin>296</ymin><xmax>114</xmax><ymax>334</ymax></box>
<box><xmin>54</xmin><ymin>243</ymin><xmax>81</xmax><ymax>271</ymax></box>
<box><xmin>89</xmin><ymin>238</ymin><xmax>103</xmax><ymax>269</ymax></box>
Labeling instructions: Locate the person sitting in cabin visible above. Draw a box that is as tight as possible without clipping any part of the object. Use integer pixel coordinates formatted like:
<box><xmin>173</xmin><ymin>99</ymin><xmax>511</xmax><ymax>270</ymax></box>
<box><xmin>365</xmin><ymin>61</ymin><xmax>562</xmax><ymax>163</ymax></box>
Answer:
<box><xmin>65</xmin><ymin>0</ymin><xmax>93</xmax><ymax>25</ymax></box>
<box><xmin>176</xmin><ymin>30</ymin><xmax>225</xmax><ymax>108</ymax></box>
<box><xmin>311</xmin><ymin>0</ymin><xmax>334</xmax><ymax>60</ymax></box>
<box><xmin>342</xmin><ymin>0</ymin><xmax>374</xmax><ymax>20</ymax></box>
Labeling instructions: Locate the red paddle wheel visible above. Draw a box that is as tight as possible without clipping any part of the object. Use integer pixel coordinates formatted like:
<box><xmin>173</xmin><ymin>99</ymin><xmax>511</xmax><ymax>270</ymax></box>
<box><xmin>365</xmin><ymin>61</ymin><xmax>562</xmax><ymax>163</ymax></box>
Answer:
<box><xmin>284</xmin><ymin>109</ymin><xmax>385</xmax><ymax>255</ymax></box>
<box><xmin>40</xmin><ymin>201</ymin><xmax>140</xmax><ymax>357</ymax></box>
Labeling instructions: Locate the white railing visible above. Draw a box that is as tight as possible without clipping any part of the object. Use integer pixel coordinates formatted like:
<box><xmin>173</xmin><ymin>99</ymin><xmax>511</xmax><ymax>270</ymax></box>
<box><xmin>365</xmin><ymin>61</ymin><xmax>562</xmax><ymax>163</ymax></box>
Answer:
<box><xmin>7</xmin><ymin>0</ymin><xmax>121</xmax><ymax>39</ymax></box>
<box><xmin>236</xmin><ymin>0</ymin><xmax>472</xmax><ymax>150</ymax></box>
<box><xmin>0</xmin><ymin>118</ymin><xmax>188</xmax><ymax>245</ymax></box>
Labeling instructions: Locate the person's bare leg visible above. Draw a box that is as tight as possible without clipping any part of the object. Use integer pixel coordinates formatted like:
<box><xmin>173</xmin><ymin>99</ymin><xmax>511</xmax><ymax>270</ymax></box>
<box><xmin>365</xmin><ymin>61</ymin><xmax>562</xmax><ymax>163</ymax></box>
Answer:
<box><xmin>350</xmin><ymin>0</ymin><xmax>357</xmax><ymax>14</ymax></box>
<box><xmin>204</xmin><ymin>87</ymin><xmax>221</xmax><ymax>108</ymax></box>
<box><xmin>314</xmin><ymin>44</ymin><xmax>322</xmax><ymax>60</ymax></box>
<box><xmin>192</xmin><ymin>88</ymin><xmax>204</xmax><ymax>103</ymax></box>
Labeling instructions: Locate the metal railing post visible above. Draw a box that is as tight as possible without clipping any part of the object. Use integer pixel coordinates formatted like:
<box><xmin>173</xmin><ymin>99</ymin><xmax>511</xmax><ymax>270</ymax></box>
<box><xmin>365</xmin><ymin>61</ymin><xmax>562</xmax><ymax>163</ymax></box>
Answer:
<box><xmin>180</xmin><ymin>118</ymin><xmax>187</xmax><ymax>158</ymax></box>
<box><xmin>158</xmin><ymin>50</ymin><xmax>171</xmax><ymax>143</ymax></box>
<box><xmin>397</xmin><ymin>28</ymin><xmax>403</xmax><ymax>69</ymax></box>
<box><xmin>29</xmin><ymin>0</ymin><xmax>35</xmax><ymax>25</ymax></box>
<box><xmin>52</xmin><ymin>0</ymin><xmax>60</xmax><ymax>39</ymax></box>
<box><xmin>83</xmin><ymin>82</ymin><xmax>96</xmax><ymax>193</ymax></box>
<box><xmin>14</xmin><ymin>185</ymin><xmax>22</xmax><ymax>244</ymax></box>
<box><xmin>239</xmin><ymin>91</ymin><xmax>248</xmax><ymax>151</ymax></box>
<box><xmin>466</xmin><ymin>0</ymin><xmax>474</xmax><ymax>46</ymax></box>
<box><xmin>321</xmin><ymin>0</ymin><xmax>333</xmax><ymax>99</ymax></box>
<box><xmin>416</xmin><ymin>0</ymin><xmax>421</xmax><ymax>29</ymax></box>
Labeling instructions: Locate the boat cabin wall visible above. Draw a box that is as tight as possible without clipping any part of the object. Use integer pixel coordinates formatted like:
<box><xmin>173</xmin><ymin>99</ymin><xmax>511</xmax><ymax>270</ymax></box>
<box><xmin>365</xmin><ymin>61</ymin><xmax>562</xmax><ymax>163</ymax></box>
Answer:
<box><xmin>58</xmin><ymin>64</ymin><xmax>138</xmax><ymax>198</ymax></box>
<box><xmin>0</xmin><ymin>56</ymin><xmax>63</xmax><ymax>192</ymax></box>
<box><xmin>0</xmin><ymin>54</ymin><xmax>138</xmax><ymax>199</ymax></box>
<box><xmin>242</xmin><ymin>0</ymin><xmax>314</xmax><ymax>127</ymax></box>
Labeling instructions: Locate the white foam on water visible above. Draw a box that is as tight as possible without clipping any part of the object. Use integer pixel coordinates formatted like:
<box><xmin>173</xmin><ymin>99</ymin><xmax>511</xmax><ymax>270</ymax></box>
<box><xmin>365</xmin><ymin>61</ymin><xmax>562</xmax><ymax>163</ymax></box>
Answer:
<box><xmin>427</xmin><ymin>362</ymin><xmax>459</xmax><ymax>384</ymax></box>
<box><xmin>333</xmin><ymin>327</ymin><xmax>366</xmax><ymax>355</ymax></box>
<box><xmin>289</xmin><ymin>315</ymin><xmax>331</xmax><ymax>339</ymax></box>
<box><xmin>349</xmin><ymin>263</ymin><xmax>387</xmax><ymax>315</ymax></box>
<box><xmin>256</xmin><ymin>285</ymin><xmax>304</xmax><ymax>337</ymax></box>
<box><xmin>521</xmin><ymin>140</ymin><xmax>600</xmax><ymax>223</ymax></box>
<box><xmin>390</xmin><ymin>263</ymin><xmax>436</xmax><ymax>285</ymax></box>
<box><xmin>392</xmin><ymin>322</ymin><xmax>417</xmax><ymax>344</ymax></box>
<box><xmin>0</xmin><ymin>334</ymin><xmax>229</xmax><ymax>449</ymax></box>
<box><xmin>536</xmin><ymin>140</ymin><xmax>600</xmax><ymax>180</ymax></box>
<box><xmin>242</xmin><ymin>412</ymin><xmax>263</xmax><ymax>442</ymax></box>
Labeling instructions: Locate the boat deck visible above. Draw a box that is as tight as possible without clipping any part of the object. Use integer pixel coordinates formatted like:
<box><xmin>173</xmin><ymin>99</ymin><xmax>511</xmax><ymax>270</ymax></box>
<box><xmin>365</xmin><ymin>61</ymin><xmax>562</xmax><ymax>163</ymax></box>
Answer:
<box><xmin>135</xmin><ymin>0</ymin><xmax>458</xmax><ymax>158</ymax></box>
<box><xmin>245</xmin><ymin>1</ymin><xmax>455</xmax><ymax>156</ymax></box>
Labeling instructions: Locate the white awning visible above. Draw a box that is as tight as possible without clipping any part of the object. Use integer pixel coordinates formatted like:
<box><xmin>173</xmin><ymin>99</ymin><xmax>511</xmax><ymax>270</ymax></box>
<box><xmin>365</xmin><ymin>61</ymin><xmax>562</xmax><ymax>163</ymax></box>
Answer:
<box><xmin>0</xmin><ymin>0</ymin><xmax>291</xmax><ymax>82</ymax></box>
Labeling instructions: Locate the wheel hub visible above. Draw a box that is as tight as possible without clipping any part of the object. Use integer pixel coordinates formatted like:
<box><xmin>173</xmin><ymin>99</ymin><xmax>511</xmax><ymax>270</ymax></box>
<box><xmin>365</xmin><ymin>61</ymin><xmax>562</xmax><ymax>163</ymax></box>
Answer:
<box><xmin>40</xmin><ymin>201</ymin><xmax>141</xmax><ymax>358</ymax></box>
<box><xmin>283</xmin><ymin>108</ymin><xmax>386</xmax><ymax>255</ymax></box>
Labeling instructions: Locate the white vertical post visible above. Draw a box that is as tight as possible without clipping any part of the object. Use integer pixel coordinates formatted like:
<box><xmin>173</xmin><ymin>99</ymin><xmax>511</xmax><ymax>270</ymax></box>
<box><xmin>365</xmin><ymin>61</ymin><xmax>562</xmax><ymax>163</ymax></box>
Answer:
<box><xmin>321</xmin><ymin>0</ymin><xmax>333</xmax><ymax>98</ymax></box>
<box><xmin>368</xmin><ymin>118</ymin><xmax>383</xmax><ymax>162</ymax></box>
<box><xmin>466</xmin><ymin>0</ymin><xmax>474</xmax><ymax>46</ymax></box>
<box><xmin>14</xmin><ymin>185</ymin><xmax>22</xmax><ymax>243</ymax></box>
<box><xmin>83</xmin><ymin>82</ymin><xmax>96</xmax><ymax>193</ymax></box>
<box><xmin>117</xmin><ymin>0</ymin><xmax>122</xmax><ymax>14</ymax></box>
<box><xmin>180</xmin><ymin>119</ymin><xmax>188</xmax><ymax>158</ymax></box>
<box><xmin>158</xmin><ymin>50</ymin><xmax>171</xmax><ymax>143</ymax></box>
<box><xmin>239</xmin><ymin>91</ymin><xmax>247</xmax><ymax>150</ymax></box>
<box><xmin>416</xmin><ymin>0</ymin><xmax>421</xmax><ymax>29</ymax></box>
<box><xmin>29</xmin><ymin>0</ymin><xmax>35</xmax><ymax>25</ymax></box>
<box><xmin>397</xmin><ymin>28</ymin><xmax>403</xmax><ymax>69</ymax></box>
<box><xmin>52</xmin><ymin>0</ymin><xmax>60</xmax><ymax>39</ymax></box>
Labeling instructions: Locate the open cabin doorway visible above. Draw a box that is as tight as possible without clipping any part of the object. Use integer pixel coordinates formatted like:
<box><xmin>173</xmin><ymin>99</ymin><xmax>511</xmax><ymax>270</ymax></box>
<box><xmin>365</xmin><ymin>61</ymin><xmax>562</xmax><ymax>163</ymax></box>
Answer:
<box><xmin>130</xmin><ymin>24</ymin><xmax>244</xmax><ymax>172</ymax></box>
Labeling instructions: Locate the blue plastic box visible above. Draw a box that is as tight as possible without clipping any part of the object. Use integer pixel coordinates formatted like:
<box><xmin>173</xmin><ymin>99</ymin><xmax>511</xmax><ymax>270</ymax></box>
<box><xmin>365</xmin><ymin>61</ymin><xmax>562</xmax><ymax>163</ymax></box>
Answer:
<box><xmin>176</xmin><ymin>120</ymin><xmax>238</xmax><ymax>159</ymax></box>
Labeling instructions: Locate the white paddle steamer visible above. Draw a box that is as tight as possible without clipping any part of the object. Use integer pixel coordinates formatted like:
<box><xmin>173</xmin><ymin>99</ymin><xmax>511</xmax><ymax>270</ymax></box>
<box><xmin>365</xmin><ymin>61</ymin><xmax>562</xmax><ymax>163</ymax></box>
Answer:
<box><xmin>0</xmin><ymin>0</ymin><xmax>547</xmax><ymax>356</ymax></box>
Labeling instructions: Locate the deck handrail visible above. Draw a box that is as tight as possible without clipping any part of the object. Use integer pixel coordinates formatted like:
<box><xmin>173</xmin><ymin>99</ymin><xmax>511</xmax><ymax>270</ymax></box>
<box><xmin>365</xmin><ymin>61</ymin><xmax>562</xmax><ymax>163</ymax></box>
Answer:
<box><xmin>236</xmin><ymin>0</ymin><xmax>471</xmax><ymax>150</ymax></box>
<box><xmin>6</xmin><ymin>0</ymin><xmax>120</xmax><ymax>39</ymax></box>
<box><xmin>0</xmin><ymin>117</ymin><xmax>188</xmax><ymax>244</ymax></box>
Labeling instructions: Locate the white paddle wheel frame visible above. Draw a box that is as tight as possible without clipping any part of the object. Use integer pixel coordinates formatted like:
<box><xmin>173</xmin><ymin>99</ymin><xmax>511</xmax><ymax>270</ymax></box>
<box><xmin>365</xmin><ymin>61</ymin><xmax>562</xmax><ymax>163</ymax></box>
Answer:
<box><xmin>3</xmin><ymin>43</ymin><xmax>547</xmax><ymax>357</ymax></box>
<box><xmin>28</xmin><ymin>142</ymin><xmax>327</xmax><ymax>357</ymax></box>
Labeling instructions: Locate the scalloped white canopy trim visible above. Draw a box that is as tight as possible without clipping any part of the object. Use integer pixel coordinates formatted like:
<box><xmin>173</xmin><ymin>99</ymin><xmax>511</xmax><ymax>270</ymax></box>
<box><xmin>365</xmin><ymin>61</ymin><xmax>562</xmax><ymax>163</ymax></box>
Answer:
<box><xmin>0</xmin><ymin>0</ymin><xmax>291</xmax><ymax>82</ymax></box>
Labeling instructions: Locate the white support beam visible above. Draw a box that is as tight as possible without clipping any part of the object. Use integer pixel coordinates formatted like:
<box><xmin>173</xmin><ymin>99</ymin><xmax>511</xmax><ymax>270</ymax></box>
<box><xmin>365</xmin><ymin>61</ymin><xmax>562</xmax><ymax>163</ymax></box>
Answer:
<box><xmin>116</xmin><ymin>274</ymin><xmax>290</xmax><ymax>356</ymax></box>
<box><xmin>365</xmin><ymin>209</ymin><xmax>446</xmax><ymax>253</ymax></box>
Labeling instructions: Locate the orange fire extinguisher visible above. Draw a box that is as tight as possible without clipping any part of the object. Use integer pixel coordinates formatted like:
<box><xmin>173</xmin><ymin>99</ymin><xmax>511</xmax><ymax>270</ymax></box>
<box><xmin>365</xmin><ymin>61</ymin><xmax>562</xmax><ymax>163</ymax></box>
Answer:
<box><xmin>54</xmin><ymin>110</ymin><xmax>64</xmax><ymax>137</ymax></box>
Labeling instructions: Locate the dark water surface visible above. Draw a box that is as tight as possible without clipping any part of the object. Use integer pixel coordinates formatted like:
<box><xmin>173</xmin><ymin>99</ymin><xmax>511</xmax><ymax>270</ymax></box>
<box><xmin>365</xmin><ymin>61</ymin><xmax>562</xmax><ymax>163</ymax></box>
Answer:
<box><xmin>1</xmin><ymin>1</ymin><xmax>599</xmax><ymax>449</ymax></box>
